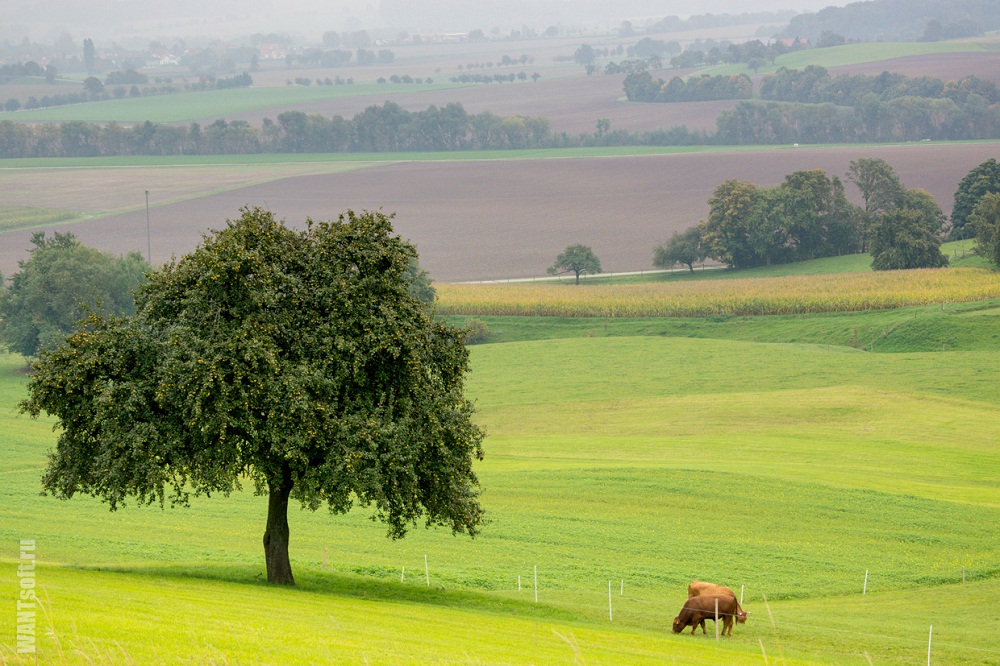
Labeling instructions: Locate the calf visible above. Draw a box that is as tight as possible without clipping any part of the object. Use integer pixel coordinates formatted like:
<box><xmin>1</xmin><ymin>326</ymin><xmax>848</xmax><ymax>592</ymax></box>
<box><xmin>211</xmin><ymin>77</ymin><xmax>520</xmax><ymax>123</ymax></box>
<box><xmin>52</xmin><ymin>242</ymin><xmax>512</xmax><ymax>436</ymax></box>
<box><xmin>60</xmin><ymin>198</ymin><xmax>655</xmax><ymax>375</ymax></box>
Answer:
<box><xmin>672</xmin><ymin>594</ymin><xmax>738</xmax><ymax>636</ymax></box>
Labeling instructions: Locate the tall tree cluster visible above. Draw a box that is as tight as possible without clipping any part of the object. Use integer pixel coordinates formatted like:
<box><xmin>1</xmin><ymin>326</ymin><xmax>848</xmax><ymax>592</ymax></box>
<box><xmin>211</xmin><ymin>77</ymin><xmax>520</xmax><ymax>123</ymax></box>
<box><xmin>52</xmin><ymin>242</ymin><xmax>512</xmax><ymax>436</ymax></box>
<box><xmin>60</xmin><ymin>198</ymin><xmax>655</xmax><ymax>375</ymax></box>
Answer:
<box><xmin>840</xmin><ymin>158</ymin><xmax>947</xmax><ymax>270</ymax></box>
<box><xmin>689</xmin><ymin>160</ymin><xmax>950</xmax><ymax>271</ymax></box>
<box><xmin>698</xmin><ymin>169</ymin><xmax>857</xmax><ymax>269</ymax></box>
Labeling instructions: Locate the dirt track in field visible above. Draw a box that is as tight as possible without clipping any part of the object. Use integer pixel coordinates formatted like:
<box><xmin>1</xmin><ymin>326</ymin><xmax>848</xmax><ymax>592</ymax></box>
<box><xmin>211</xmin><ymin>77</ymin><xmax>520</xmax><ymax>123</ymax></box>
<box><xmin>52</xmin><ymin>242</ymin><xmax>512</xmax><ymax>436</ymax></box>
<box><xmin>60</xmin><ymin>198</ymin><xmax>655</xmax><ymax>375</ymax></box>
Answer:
<box><xmin>2</xmin><ymin>142</ymin><xmax>997</xmax><ymax>282</ymax></box>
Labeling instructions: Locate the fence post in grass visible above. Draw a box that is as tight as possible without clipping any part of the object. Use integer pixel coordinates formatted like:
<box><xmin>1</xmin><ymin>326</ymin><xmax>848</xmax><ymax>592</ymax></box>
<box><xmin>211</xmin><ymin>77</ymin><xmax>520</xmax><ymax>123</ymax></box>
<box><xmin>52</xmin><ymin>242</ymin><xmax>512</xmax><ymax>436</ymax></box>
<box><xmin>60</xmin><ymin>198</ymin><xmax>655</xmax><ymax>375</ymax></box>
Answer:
<box><xmin>322</xmin><ymin>547</ymin><xmax>327</xmax><ymax>570</ymax></box>
<box><xmin>715</xmin><ymin>597</ymin><xmax>719</xmax><ymax>641</ymax></box>
<box><xmin>863</xmin><ymin>570</ymin><xmax>869</xmax><ymax>595</ymax></box>
<box><xmin>620</xmin><ymin>579</ymin><xmax>623</xmax><ymax>595</ymax></box>
<box><xmin>534</xmin><ymin>565</ymin><xmax>538</xmax><ymax>603</ymax></box>
<box><xmin>518</xmin><ymin>575</ymin><xmax>521</xmax><ymax>591</ymax></box>
<box><xmin>609</xmin><ymin>581</ymin><xmax>613</xmax><ymax>622</ymax></box>
<box><xmin>424</xmin><ymin>555</ymin><xmax>429</xmax><ymax>586</ymax></box>
<box><xmin>962</xmin><ymin>567</ymin><xmax>966</xmax><ymax>583</ymax></box>
<box><xmin>740</xmin><ymin>584</ymin><xmax>745</xmax><ymax>605</ymax></box>
<box><xmin>928</xmin><ymin>625</ymin><xmax>933</xmax><ymax>665</ymax></box>
<box><xmin>401</xmin><ymin>566</ymin><xmax>405</xmax><ymax>582</ymax></box>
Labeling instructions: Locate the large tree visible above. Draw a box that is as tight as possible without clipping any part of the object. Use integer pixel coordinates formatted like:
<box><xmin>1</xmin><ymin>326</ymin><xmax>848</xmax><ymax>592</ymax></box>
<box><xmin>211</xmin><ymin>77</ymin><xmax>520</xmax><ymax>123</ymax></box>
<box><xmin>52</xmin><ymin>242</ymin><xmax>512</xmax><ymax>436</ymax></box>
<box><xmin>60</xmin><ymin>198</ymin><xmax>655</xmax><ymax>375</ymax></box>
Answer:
<box><xmin>21</xmin><ymin>208</ymin><xmax>485</xmax><ymax>585</ymax></box>
<box><xmin>845</xmin><ymin>157</ymin><xmax>905</xmax><ymax>251</ymax></box>
<box><xmin>700</xmin><ymin>179</ymin><xmax>759</xmax><ymax>269</ymax></box>
<box><xmin>0</xmin><ymin>232</ymin><xmax>149</xmax><ymax>357</ymax></box>
<box><xmin>970</xmin><ymin>192</ymin><xmax>1000</xmax><ymax>267</ymax></box>
<box><xmin>547</xmin><ymin>244</ymin><xmax>602</xmax><ymax>284</ymax></box>
<box><xmin>951</xmin><ymin>158</ymin><xmax>1000</xmax><ymax>239</ymax></box>
<box><xmin>869</xmin><ymin>207</ymin><xmax>948</xmax><ymax>270</ymax></box>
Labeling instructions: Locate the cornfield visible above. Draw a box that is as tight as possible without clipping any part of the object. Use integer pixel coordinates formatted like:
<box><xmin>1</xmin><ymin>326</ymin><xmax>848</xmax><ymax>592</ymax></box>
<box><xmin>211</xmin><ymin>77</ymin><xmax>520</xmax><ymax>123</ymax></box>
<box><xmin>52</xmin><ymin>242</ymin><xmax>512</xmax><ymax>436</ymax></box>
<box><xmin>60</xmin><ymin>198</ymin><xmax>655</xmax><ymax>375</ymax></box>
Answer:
<box><xmin>436</xmin><ymin>268</ymin><xmax>1000</xmax><ymax>317</ymax></box>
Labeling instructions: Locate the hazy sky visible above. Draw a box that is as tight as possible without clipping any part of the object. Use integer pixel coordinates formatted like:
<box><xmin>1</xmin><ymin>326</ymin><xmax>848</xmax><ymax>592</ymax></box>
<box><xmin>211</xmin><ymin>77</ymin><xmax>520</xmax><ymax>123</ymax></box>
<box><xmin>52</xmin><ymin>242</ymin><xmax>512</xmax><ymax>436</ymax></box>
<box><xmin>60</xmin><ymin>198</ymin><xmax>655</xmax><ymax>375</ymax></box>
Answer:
<box><xmin>5</xmin><ymin>0</ymin><xmax>849</xmax><ymax>45</ymax></box>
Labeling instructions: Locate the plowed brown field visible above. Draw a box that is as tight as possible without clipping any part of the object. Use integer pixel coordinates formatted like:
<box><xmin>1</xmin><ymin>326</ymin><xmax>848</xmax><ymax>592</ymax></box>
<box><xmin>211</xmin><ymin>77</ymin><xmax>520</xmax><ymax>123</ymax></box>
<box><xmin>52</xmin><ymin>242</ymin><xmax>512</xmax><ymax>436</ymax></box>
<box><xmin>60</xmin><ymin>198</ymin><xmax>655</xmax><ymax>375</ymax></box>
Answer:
<box><xmin>2</xmin><ymin>142</ymin><xmax>996</xmax><ymax>282</ymax></box>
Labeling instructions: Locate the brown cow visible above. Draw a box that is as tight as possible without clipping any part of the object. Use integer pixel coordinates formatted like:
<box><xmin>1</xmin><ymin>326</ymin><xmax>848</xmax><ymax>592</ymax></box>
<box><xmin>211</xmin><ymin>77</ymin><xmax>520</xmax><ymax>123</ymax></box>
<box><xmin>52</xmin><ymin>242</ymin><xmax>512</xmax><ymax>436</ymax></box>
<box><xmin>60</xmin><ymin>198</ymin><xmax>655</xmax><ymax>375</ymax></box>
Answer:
<box><xmin>672</xmin><ymin>594</ymin><xmax>739</xmax><ymax>636</ymax></box>
<box><xmin>688</xmin><ymin>580</ymin><xmax>748</xmax><ymax>624</ymax></box>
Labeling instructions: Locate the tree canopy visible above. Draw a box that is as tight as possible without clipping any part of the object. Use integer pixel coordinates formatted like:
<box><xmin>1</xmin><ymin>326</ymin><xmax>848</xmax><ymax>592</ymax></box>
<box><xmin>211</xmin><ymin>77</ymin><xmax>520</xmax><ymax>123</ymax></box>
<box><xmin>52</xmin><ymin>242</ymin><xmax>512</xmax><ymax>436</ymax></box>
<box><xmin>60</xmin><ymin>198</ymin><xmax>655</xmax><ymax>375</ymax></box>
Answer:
<box><xmin>654</xmin><ymin>226</ymin><xmax>705</xmax><ymax>272</ymax></box>
<box><xmin>971</xmin><ymin>192</ymin><xmax>1000</xmax><ymax>267</ymax></box>
<box><xmin>700</xmin><ymin>170</ymin><xmax>857</xmax><ymax>269</ymax></box>
<box><xmin>21</xmin><ymin>208</ymin><xmax>485</xmax><ymax>585</ymax></box>
<box><xmin>0</xmin><ymin>232</ymin><xmax>149</xmax><ymax>357</ymax></box>
<box><xmin>869</xmin><ymin>207</ymin><xmax>948</xmax><ymax>270</ymax></box>
<box><xmin>951</xmin><ymin>158</ymin><xmax>1000</xmax><ymax>239</ymax></box>
<box><xmin>547</xmin><ymin>245</ymin><xmax>602</xmax><ymax>284</ymax></box>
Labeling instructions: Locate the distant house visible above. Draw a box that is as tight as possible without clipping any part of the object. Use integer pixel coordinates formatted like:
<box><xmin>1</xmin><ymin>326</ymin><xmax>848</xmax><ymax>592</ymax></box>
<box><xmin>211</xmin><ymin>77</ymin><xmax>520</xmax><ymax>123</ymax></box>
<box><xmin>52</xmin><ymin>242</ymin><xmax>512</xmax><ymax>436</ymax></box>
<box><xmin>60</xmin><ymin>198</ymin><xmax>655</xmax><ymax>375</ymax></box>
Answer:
<box><xmin>258</xmin><ymin>43</ymin><xmax>287</xmax><ymax>61</ymax></box>
<box><xmin>149</xmin><ymin>49</ymin><xmax>179</xmax><ymax>66</ymax></box>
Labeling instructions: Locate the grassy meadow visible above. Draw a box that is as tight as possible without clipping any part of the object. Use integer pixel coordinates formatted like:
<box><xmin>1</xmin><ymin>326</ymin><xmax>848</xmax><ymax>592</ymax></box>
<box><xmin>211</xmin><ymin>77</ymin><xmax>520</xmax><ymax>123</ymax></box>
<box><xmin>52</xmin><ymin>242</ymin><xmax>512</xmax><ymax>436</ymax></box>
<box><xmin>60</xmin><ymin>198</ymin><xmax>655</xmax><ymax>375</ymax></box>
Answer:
<box><xmin>6</xmin><ymin>82</ymin><xmax>464</xmax><ymax>124</ymax></box>
<box><xmin>2</xmin><ymin>260</ymin><xmax>1000</xmax><ymax>663</ymax></box>
<box><xmin>2</xmin><ymin>31</ymin><xmax>1000</xmax><ymax>663</ymax></box>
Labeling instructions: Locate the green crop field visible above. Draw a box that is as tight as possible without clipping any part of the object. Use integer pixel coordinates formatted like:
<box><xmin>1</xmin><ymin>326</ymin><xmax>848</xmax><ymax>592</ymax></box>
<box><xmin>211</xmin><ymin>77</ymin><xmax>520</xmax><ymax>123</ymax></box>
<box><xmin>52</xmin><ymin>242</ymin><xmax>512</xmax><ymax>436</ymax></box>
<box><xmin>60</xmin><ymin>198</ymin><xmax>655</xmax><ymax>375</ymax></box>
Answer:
<box><xmin>2</xmin><ymin>267</ymin><xmax>1000</xmax><ymax>664</ymax></box>
<box><xmin>7</xmin><ymin>82</ymin><xmax>465</xmax><ymax>124</ymax></box>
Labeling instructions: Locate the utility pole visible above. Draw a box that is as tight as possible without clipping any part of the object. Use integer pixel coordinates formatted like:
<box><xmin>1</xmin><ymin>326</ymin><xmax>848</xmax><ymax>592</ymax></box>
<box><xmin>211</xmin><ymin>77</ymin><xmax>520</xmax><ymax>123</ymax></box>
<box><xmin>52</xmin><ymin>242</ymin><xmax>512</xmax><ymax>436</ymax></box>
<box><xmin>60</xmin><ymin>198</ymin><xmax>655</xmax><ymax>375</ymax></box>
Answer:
<box><xmin>144</xmin><ymin>190</ymin><xmax>151</xmax><ymax>264</ymax></box>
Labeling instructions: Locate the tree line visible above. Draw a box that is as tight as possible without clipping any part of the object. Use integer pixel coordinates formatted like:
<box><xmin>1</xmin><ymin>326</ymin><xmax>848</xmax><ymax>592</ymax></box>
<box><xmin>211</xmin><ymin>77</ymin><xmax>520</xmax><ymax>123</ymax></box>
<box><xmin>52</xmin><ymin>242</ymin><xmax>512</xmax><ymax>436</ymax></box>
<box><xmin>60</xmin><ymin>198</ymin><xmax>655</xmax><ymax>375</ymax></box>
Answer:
<box><xmin>758</xmin><ymin>66</ymin><xmax>998</xmax><ymax>107</ymax></box>
<box><xmin>624</xmin><ymin>72</ymin><xmax>753</xmax><ymax>103</ymax></box>
<box><xmin>1</xmin><ymin>102</ymin><xmax>702</xmax><ymax>158</ymax></box>
<box><xmin>623</xmin><ymin>65</ymin><xmax>1000</xmax><ymax>142</ymax></box>
<box><xmin>716</xmin><ymin>96</ymin><xmax>1000</xmax><ymax>144</ymax></box>
<box><xmin>777</xmin><ymin>0</ymin><xmax>1000</xmax><ymax>42</ymax></box>
<box><xmin>3</xmin><ymin>71</ymin><xmax>252</xmax><ymax>113</ymax></box>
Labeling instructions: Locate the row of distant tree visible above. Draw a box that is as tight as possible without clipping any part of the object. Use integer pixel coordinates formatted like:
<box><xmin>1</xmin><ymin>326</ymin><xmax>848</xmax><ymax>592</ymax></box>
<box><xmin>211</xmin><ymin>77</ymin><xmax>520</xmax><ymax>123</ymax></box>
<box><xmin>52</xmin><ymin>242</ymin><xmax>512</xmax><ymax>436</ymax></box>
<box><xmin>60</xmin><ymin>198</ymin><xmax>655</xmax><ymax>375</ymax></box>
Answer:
<box><xmin>2</xmin><ymin>71</ymin><xmax>251</xmax><ymax>113</ymax></box>
<box><xmin>626</xmin><ymin>67</ymin><xmax>999</xmax><ymax>108</ymax></box>
<box><xmin>652</xmin><ymin>157</ymin><xmax>1000</xmax><ymax>275</ymax></box>
<box><xmin>0</xmin><ymin>103</ymin><xmax>557</xmax><ymax>157</ymax></box>
<box><xmin>624</xmin><ymin>72</ymin><xmax>753</xmax><ymax>103</ymax></box>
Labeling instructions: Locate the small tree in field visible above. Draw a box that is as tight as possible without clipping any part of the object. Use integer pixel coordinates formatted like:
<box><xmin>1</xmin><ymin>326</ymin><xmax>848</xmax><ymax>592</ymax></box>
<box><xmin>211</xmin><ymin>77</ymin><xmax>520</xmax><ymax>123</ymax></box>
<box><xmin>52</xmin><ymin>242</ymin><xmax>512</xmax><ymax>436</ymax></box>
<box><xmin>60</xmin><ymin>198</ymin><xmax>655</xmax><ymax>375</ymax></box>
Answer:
<box><xmin>548</xmin><ymin>244</ymin><xmax>602</xmax><ymax>284</ymax></box>
<box><xmin>653</xmin><ymin>226</ymin><xmax>705</xmax><ymax>272</ymax></box>
<box><xmin>21</xmin><ymin>207</ymin><xmax>485</xmax><ymax>585</ymax></box>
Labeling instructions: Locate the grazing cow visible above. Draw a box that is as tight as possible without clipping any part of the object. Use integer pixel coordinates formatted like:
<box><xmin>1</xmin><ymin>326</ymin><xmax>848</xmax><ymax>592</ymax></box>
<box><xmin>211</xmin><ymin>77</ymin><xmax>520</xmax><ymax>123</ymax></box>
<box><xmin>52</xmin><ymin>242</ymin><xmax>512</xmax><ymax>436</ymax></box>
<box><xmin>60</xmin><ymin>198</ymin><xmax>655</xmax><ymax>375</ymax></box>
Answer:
<box><xmin>672</xmin><ymin>594</ymin><xmax>739</xmax><ymax>636</ymax></box>
<box><xmin>688</xmin><ymin>580</ymin><xmax>748</xmax><ymax>624</ymax></box>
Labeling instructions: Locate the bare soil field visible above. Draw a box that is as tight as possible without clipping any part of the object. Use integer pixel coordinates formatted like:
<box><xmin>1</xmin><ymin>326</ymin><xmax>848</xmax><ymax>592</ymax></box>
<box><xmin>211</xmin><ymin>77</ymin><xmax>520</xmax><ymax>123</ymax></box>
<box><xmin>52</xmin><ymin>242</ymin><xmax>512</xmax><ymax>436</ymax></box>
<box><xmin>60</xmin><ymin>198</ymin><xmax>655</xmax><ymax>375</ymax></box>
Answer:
<box><xmin>828</xmin><ymin>52</ymin><xmax>1000</xmax><ymax>85</ymax></box>
<box><xmin>2</xmin><ymin>142</ymin><xmax>996</xmax><ymax>282</ymax></box>
<box><xmin>220</xmin><ymin>71</ymin><xmax>725</xmax><ymax>135</ymax></box>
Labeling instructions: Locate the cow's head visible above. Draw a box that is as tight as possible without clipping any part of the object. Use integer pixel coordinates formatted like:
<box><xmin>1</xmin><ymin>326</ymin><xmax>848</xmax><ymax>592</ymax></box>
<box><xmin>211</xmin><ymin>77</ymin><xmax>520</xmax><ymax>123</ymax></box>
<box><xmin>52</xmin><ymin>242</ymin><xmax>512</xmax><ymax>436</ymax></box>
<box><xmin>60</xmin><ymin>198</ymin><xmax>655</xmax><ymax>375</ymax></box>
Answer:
<box><xmin>737</xmin><ymin>610</ymin><xmax>749</xmax><ymax>624</ymax></box>
<box><xmin>671</xmin><ymin>616</ymin><xmax>684</xmax><ymax>633</ymax></box>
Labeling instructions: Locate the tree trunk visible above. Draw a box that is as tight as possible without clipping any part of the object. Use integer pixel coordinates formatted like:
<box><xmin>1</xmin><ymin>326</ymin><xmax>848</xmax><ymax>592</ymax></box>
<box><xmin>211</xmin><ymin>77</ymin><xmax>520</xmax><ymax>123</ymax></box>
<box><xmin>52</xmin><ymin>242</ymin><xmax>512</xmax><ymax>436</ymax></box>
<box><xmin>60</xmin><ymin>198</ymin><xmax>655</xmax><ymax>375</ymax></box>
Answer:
<box><xmin>263</xmin><ymin>467</ymin><xmax>295</xmax><ymax>585</ymax></box>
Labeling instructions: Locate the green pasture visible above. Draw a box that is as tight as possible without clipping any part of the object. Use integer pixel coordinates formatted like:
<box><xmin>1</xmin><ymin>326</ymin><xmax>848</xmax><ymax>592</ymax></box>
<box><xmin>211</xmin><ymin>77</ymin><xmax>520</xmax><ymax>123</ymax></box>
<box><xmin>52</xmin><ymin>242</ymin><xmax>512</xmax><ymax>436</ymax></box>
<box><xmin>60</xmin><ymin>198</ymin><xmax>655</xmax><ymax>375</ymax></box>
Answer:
<box><xmin>446</xmin><ymin>297</ymin><xmax>1000</xmax><ymax>351</ymax></box>
<box><xmin>2</xmin><ymin>286</ymin><xmax>999</xmax><ymax>664</ymax></box>
<box><xmin>5</xmin><ymin>81</ymin><xmax>465</xmax><ymax>124</ymax></box>
<box><xmin>703</xmin><ymin>37</ymin><xmax>998</xmax><ymax>77</ymax></box>
<box><xmin>0</xmin><ymin>206</ymin><xmax>78</xmax><ymax>232</ymax></box>
<box><xmin>0</xmin><ymin>143</ymin><xmax>790</xmax><ymax>170</ymax></box>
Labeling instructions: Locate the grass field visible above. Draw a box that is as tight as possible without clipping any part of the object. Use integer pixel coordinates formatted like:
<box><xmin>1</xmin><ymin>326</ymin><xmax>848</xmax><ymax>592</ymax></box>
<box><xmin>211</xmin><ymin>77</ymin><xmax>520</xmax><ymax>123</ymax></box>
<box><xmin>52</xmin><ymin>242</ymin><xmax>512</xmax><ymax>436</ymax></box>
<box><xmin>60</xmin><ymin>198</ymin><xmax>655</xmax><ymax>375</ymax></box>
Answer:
<box><xmin>703</xmin><ymin>37</ymin><xmax>1000</xmax><ymax>77</ymax></box>
<box><xmin>5</xmin><ymin>82</ymin><xmax>466</xmax><ymax>124</ymax></box>
<box><xmin>2</xmin><ymin>282</ymin><xmax>999</xmax><ymax>663</ymax></box>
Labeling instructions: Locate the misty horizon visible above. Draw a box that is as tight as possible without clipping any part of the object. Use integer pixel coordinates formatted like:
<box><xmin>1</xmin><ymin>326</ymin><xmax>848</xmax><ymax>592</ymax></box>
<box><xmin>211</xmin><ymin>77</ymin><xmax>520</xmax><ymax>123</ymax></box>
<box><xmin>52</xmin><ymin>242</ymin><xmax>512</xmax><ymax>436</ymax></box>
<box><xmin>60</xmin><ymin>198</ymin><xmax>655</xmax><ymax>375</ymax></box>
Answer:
<box><xmin>4</xmin><ymin>0</ymin><xmax>849</xmax><ymax>47</ymax></box>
